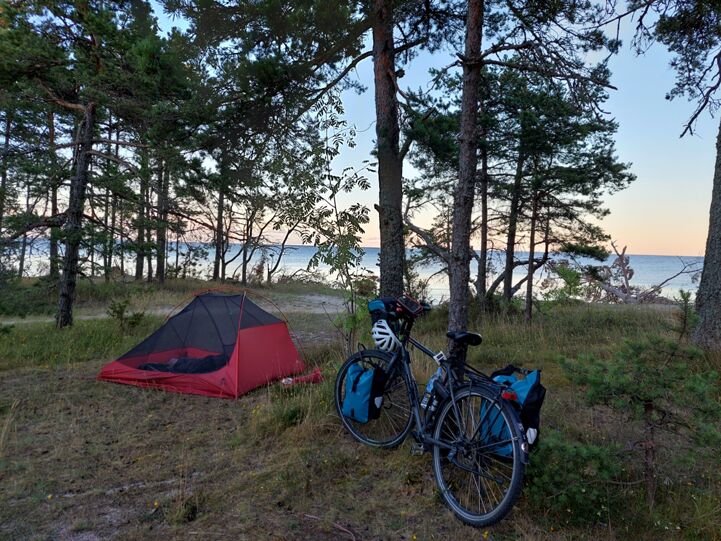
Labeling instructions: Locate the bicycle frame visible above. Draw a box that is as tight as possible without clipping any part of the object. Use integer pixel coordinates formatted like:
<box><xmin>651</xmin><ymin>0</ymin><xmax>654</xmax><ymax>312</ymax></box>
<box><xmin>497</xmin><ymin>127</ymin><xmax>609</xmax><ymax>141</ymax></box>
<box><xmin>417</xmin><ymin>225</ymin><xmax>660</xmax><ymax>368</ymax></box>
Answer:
<box><xmin>379</xmin><ymin>316</ymin><xmax>526</xmax><ymax>458</ymax></box>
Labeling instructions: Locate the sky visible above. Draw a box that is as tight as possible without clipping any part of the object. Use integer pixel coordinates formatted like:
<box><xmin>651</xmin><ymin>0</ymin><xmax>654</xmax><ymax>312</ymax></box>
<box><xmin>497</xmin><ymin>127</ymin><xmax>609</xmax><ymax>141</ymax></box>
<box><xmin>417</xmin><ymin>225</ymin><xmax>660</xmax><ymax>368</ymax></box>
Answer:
<box><xmin>154</xmin><ymin>5</ymin><xmax>716</xmax><ymax>257</ymax></box>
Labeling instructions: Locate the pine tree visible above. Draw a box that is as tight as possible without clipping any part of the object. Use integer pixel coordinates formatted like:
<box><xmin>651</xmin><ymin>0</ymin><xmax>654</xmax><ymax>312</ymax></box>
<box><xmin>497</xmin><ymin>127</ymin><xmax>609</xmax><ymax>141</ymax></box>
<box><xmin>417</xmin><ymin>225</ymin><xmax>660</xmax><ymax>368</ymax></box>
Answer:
<box><xmin>0</xmin><ymin>1</ymin><xmax>195</xmax><ymax>326</ymax></box>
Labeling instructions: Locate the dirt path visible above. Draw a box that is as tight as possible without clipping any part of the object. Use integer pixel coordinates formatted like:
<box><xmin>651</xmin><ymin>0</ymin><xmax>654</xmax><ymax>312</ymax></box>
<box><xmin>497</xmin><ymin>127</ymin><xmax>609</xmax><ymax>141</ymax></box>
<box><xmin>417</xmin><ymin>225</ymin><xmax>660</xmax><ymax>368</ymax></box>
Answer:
<box><xmin>0</xmin><ymin>292</ymin><xmax>346</xmax><ymax>325</ymax></box>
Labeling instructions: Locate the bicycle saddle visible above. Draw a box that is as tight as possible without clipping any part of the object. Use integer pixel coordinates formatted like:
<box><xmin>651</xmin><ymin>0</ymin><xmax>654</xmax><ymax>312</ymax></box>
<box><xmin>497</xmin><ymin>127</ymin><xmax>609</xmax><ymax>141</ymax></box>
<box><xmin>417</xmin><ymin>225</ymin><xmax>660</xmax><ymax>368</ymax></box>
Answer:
<box><xmin>446</xmin><ymin>331</ymin><xmax>483</xmax><ymax>347</ymax></box>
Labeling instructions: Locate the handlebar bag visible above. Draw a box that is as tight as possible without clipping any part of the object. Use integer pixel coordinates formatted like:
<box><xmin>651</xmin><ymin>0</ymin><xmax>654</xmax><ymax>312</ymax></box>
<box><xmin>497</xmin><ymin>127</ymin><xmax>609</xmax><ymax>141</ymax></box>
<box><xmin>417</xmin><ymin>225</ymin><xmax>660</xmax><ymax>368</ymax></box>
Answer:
<box><xmin>342</xmin><ymin>363</ymin><xmax>388</xmax><ymax>423</ymax></box>
<box><xmin>368</xmin><ymin>298</ymin><xmax>396</xmax><ymax>321</ymax></box>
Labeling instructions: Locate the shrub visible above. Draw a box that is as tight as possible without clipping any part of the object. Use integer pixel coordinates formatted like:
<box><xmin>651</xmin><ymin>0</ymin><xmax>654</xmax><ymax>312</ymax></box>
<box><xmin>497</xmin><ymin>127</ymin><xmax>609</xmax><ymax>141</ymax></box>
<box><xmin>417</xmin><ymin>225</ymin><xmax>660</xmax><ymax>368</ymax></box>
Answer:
<box><xmin>674</xmin><ymin>289</ymin><xmax>698</xmax><ymax>341</ymax></box>
<box><xmin>107</xmin><ymin>299</ymin><xmax>145</xmax><ymax>335</ymax></box>
<box><xmin>0</xmin><ymin>278</ymin><xmax>56</xmax><ymax>317</ymax></box>
<box><xmin>560</xmin><ymin>338</ymin><xmax>721</xmax><ymax>509</ymax></box>
<box><xmin>543</xmin><ymin>263</ymin><xmax>585</xmax><ymax>303</ymax></box>
<box><xmin>525</xmin><ymin>430</ymin><xmax>622</xmax><ymax>525</ymax></box>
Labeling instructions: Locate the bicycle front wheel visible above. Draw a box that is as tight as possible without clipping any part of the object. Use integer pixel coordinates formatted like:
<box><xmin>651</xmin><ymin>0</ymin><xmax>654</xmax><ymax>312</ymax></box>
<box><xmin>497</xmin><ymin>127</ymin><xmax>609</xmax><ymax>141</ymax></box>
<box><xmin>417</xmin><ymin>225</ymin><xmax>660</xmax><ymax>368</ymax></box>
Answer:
<box><xmin>335</xmin><ymin>349</ymin><xmax>413</xmax><ymax>449</ymax></box>
<box><xmin>432</xmin><ymin>385</ymin><xmax>525</xmax><ymax>527</ymax></box>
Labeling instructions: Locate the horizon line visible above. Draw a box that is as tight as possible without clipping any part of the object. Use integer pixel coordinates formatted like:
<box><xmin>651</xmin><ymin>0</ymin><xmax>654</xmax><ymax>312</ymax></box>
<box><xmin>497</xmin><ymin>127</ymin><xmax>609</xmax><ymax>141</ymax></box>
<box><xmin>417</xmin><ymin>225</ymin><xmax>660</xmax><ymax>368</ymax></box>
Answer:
<box><xmin>280</xmin><ymin>243</ymin><xmax>705</xmax><ymax>259</ymax></box>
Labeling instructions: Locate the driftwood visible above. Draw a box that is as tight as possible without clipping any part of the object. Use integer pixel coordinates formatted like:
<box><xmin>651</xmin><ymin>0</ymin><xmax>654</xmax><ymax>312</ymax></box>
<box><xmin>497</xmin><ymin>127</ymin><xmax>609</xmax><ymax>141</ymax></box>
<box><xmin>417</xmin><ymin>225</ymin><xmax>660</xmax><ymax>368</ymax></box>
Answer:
<box><xmin>582</xmin><ymin>242</ymin><xmax>700</xmax><ymax>304</ymax></box>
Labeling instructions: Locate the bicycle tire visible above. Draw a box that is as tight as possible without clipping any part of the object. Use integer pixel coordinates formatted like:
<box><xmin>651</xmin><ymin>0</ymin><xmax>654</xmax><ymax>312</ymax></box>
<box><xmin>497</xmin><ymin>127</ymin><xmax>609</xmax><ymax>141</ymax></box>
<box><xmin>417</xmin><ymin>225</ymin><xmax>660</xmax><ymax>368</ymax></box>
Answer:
<box><xmin>335</xmin><ymin>349</ymin><xmax>414</xmax><ymax>449</ymax></box>
<box><xmin>431</xmin><ymin>385</ymin><xmax>525</xmax><ymax>527</ymax></box>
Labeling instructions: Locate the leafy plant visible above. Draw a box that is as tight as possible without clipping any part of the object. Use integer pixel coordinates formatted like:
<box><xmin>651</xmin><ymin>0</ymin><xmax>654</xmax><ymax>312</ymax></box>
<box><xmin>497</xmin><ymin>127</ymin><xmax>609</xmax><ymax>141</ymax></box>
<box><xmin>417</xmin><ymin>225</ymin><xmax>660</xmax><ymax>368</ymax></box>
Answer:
<box><xmin>106</xmin><ymin>299</ymin><xmax>145</xmax><ymax>335</ymax></box>
<box><xmin>306</xmin><ymin>93</ymin><xmax>373</xmax><ymax>353</ymax></box>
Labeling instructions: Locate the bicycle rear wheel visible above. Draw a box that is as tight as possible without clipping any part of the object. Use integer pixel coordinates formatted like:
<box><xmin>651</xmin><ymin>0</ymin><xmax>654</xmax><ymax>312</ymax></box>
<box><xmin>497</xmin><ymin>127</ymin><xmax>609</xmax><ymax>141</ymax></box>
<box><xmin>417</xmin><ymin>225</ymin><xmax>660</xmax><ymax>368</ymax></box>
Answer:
<box><xmin>335</xmin><ymin>349</ymin><xmax>413</xmax><ymax>449</ymax></box>
<box><xmin>431</xmin><ymin>385</ymin><xmax>525</xmax><ymax>527</ymax></box>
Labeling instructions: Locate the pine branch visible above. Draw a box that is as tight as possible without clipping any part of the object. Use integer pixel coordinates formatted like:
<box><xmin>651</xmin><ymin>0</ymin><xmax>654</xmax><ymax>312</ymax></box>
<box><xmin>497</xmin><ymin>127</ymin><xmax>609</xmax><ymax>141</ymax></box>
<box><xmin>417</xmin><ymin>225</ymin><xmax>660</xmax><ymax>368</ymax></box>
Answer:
<box><xmin>404</xmin><ymin>218</ymin><xmax>449</xmax><ymax>263</ymax></box>
<box><xmin>0</xmin><ymin>214</ymin><xmax>67</xmax><ymax>246</ymax></box>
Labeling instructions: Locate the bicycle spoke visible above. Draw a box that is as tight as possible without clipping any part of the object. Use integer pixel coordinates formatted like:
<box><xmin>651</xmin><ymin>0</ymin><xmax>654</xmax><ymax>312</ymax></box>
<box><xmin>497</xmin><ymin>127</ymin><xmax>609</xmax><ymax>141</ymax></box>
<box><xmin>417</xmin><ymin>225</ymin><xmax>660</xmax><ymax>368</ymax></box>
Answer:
<box><xmin>433</xmin><ymin>388</ymin><xmax>524</xmax><ymax>525</ymax></box>
<box><xmin>469</xmin><ymin>457</ymin><xmax>486</xmax><ymax>516</ymax></box>
<box><xmin>470</xmin><ymin>397</ymin><xmax>497</xmax><ymax>441</ymax></box>
<box><xmin>478</xmin><ymin>406</ymin><xmax>503</xmax><ymax>442</ymax></box>
<box><xmin>474</xmin><ymin>437</ymin><xmax>515</xmax><ymax>453</ymax></box>
<box><xmin>478</xmin><ymin>468</ymin><xmax>495</xmax><ymax>510</ymax></box>
<box><xmin>337</xmin><ymin>352</ymin><xmax>413</xmax><ymax>448</ymax></box>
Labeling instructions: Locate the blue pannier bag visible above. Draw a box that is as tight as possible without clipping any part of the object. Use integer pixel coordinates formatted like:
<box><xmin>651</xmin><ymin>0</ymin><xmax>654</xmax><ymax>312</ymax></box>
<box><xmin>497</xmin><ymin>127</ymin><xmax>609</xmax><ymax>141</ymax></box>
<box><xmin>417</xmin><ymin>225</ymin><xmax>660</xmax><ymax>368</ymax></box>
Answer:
<box><xmin>480</xmin><ymin>365</ymin><xmax>546</xmax><ymax>457</ymax></box>
<box><xmin>342</xmin><ymin>363</ymin><xmax>386</xmax><ymax>423</ymax></box>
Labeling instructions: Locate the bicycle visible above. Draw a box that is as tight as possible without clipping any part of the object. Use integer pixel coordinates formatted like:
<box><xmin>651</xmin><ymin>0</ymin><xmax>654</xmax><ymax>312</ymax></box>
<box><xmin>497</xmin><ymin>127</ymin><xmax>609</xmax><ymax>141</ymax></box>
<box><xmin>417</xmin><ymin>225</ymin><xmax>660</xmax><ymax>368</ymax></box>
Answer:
<box><xmin>334</xmin><ymin>295</ymin><xmax>530</xmax><ymax>527</ymax></box>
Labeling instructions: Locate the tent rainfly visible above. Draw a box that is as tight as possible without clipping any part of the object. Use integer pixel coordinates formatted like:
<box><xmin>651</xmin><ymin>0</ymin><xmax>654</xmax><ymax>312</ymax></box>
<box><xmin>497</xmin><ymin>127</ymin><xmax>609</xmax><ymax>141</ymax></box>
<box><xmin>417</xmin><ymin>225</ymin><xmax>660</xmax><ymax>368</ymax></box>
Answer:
<box><xmin>97</xmin><ymin>292</ymin><xmax>304</xmax><ymax>398</ymax></box>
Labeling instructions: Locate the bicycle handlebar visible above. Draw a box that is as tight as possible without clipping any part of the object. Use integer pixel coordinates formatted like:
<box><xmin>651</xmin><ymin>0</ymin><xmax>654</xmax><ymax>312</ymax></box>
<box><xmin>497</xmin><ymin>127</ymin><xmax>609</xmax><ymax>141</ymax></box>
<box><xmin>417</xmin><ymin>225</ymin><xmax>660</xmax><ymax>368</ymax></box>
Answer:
<box><xmin>395</xmin><ymin>295</ymin><xmax>430</xmax><ymax>318</ymax></box>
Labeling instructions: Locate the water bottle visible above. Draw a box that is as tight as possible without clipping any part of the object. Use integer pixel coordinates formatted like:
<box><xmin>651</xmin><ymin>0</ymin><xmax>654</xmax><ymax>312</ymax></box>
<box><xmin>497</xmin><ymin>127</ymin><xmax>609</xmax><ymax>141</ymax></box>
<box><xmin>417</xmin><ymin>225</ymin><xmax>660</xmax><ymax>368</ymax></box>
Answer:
<box><xmin>421</xmin><ymin>366</ymin><xmax>445</xmax><ymax>412</ymax></box>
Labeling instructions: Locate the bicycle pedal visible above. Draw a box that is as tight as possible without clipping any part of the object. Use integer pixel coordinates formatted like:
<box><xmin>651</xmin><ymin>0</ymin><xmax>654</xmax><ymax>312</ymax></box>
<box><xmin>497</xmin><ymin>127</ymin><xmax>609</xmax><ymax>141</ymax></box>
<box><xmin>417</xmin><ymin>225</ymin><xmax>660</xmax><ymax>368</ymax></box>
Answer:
<box><xmin>410</xmin><ymin>443</ymin><xmax>426</xmax><ymax>456</ymax></box>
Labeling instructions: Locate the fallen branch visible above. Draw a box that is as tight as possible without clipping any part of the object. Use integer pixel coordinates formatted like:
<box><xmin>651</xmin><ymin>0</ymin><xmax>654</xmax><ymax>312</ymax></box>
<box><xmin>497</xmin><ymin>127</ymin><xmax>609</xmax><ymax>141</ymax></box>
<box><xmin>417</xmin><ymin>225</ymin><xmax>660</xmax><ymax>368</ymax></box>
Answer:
<box><xmin>302</xmin><ymin>514</ymin><xmax>357</xmax><ymax>541</ymax></box>
<box><xmin>581</xmin><ymin>242</ymin><xmax>701</xmax><ymax>303</ymax></box>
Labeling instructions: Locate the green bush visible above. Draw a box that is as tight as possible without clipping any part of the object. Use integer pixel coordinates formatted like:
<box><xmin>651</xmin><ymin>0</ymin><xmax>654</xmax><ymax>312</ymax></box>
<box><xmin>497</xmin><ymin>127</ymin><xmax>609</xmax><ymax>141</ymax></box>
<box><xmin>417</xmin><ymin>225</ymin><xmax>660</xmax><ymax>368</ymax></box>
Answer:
<box><xmin>107</xmin><ymin>299</ymin><xmax>145</xmax><ymax>334</ymax></box>
<box><xmin>525</xmin><ymin>430</ymin><xmax>622</xmax><ymax>525</ymax></box>
<box><xmin>560</xmin><ymin>338</ymin><xmax>721</xmax><ymax>509</ymax></box>
<box><xmin>0</xmin><ymin>278</ymin><xmax>56</xmax><ymax>317</ymax></box>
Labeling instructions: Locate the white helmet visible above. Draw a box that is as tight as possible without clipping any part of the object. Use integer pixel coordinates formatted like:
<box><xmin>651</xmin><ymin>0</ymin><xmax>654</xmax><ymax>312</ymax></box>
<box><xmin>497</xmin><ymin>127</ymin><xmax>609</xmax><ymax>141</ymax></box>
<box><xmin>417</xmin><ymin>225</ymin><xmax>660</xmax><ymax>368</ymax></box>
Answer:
<box><xmin>371</xmin><ymin>319</ymin><xmax>400</xmax><ymax>352</ymax></box>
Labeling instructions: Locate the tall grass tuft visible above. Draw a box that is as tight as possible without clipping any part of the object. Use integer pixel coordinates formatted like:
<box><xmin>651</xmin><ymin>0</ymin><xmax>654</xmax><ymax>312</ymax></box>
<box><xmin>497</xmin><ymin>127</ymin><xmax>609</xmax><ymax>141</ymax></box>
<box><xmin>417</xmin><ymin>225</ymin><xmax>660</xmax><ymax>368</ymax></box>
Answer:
<box><xmin>0</xmin><ymin>399</ymin><xmax>19</xmax><ymax>459</ymax></box>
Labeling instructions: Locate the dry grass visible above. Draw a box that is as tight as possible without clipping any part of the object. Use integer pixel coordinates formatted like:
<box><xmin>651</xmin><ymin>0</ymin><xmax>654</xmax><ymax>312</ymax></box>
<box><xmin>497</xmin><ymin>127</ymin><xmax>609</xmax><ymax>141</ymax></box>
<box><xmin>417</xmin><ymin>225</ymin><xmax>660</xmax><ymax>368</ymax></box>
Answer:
<box><xmin>0</xmin><ymin>299</ymin><xmax>719</xmax><ymax>540</ymax></box>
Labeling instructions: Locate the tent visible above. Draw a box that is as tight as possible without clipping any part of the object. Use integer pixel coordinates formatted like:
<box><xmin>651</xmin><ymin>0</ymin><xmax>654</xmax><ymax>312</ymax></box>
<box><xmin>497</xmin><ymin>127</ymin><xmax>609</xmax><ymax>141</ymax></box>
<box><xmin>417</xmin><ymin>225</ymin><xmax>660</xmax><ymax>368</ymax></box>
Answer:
<box><xmin>97</xmin><ymin>291</ymin><xmax>305</xmax><ymax>398</ymax></box>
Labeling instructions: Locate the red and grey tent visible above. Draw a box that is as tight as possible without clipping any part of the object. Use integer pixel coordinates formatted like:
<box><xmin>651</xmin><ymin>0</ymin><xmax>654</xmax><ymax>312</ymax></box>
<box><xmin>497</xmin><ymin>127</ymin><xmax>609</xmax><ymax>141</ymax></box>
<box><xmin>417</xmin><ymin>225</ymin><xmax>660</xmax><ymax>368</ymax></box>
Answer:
<box><xmin>97</xmin><ymin>292</ymin><xmax>304</xmax><ymax>398</ymax></box>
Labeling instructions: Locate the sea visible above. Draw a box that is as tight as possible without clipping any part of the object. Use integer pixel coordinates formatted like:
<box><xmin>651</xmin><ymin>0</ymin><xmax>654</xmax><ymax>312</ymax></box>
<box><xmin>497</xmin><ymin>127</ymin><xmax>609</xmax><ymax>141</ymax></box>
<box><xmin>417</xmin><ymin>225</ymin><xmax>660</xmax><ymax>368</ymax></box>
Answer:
<box><xmin>265</xmin><ymin>245</ymin><xmax>703</xmax><ymax>301</ymax></box>
<box><xmin>18</xmin><ymin>242</ymin><xmax>703</xmax><ymax>302</ymax></box>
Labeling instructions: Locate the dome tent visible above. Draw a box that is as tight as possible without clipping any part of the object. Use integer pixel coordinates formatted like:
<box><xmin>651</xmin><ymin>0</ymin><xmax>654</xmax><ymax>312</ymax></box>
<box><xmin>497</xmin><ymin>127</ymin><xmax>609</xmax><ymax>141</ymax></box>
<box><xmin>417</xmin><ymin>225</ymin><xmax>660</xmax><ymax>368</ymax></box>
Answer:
<box><xmin>97</xmin><ymin>291</ymin><xmax>304</xmax><ymax>398</ymax></box>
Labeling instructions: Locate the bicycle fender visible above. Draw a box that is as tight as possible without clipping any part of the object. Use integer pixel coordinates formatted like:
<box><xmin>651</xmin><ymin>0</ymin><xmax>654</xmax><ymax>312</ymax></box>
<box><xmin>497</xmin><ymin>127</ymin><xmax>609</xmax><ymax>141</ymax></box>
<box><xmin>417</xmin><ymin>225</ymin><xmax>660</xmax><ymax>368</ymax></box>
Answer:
<box><xmin>505</xmin><ymin>403</ymin><xmax>530</xmax><ymax>465</ymax></box>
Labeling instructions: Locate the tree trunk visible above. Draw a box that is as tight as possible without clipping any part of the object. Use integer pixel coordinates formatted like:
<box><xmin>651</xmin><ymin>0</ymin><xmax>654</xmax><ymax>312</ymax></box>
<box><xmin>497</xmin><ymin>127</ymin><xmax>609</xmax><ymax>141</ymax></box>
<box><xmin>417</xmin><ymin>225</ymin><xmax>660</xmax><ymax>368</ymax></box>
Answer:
<box><xmin>144</xmin><ymin>173</ymin><xmax>153</xmax><ymax>282</ymax></box>
<box><xmin>102</xmin><ymin>116</ymin><xmax>114</xmax><ymax>282</ymax></box>
<box><xmin>476</xmin><ymin>137</ymin><xmax>489</xmax><ymax>305</ymax></box>
<box><xmin>103</xmin><ymin>184</ymin><xmax>110</xmax><ymax>279</ymax></box>
<box><xmin>156</xmin><ymin>159</ymin><xmax>167</xmax><ymax>284</ymax></box>
<box><xmin>18</xmin><ymin>184</ymin><xmax>30</xmax><ymax>278</ymax></box>
<box><xmin>90</xmin><ymin>229</ymin><xmax>95</xmax><ymax>277</ymax></box>
<box><xmin>694</xmin><ymin>117</ymin><xmax>721</xmax><ymax>350</ymax></box>
<box><xmin>109</xmin><ymin>193</ymin><xmax>117</xmax><ymax>279</ymax></box>
<box><xmin>503</xmin><ymin>153</ymin><xmax>525</xmax><ymax>302</ymax></box>
<box><xmin>0</xmin><ymin>109</ymin><xmax>12</xmax><ymax>235</ymax></box>
<box><xmin>525</xmin><ymin>193</ymin><xmax>539</xmax><ymax>323</ymax></box>
<box><xmin>241</xmin><ymin>234</ymin><xmax>248</xmax><ymax>286</ymax></box>
<box><xmin>213</xmin><ymin>188</ymin><xmax>224</xmax><ymax>281</ymax></box>
<box><xmin>57</xmin><ymin>103</ymin><xmax>95</xmax><ymax>328</ymax></box>
<box><xmin>372</xmin><ymin>0</ymin><xmax>404</xmax><ymax>297</ymax></box>
<box><xmin>108</xmin><ymin>125</ymin><xmax>121</xmax><ymax>279</ymax></box>
<box><xmin>175</xmin><ymin>229</ymin><xmax>180</xmax><ymax>275</ymax></box>
<box><xmin>448</xmin><ymin>0</ymin><xmax>484</xmax><ymax>359</ymax></box>
<box><xmin>18</xmin><ymin>233</ymin><xmax>27</xmax><ymax>278</ymax></box>
<box><xmin>48</xmin><ymin>111</ymin><xmax>60</xmax><ymax>279</ymax></box>
<box><xmin>267</xmin><ymin>225</ymin><xmax>296</xmax><ymax>285</ymax></box>
<box><xmin>135</xmin><ymin>148</ymin><xmax>148</xmax><ymax>280</ymax></box>
<box><xmin>119</xmin><ymin>209</ymin><xmax>124</xmax><ymax>276</ymax></box>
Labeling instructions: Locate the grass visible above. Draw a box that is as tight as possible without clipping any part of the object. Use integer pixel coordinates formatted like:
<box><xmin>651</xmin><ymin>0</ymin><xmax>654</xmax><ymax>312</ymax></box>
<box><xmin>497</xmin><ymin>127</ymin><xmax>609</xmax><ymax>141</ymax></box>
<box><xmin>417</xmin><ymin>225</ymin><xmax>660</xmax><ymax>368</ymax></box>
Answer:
<box><xmin>0</xmin><ymin>317</ymin><xmax>163</xmax><ymax>372</ymax></box>
<box><xmin>0</xmin><ymin>294</ymin><xmax>719</xmax><ymax>540</ymax></box>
